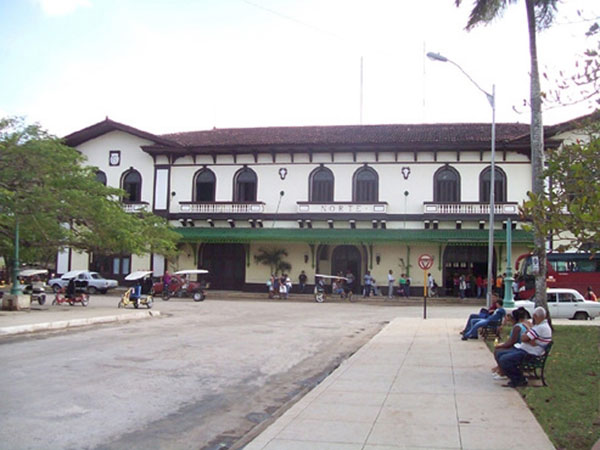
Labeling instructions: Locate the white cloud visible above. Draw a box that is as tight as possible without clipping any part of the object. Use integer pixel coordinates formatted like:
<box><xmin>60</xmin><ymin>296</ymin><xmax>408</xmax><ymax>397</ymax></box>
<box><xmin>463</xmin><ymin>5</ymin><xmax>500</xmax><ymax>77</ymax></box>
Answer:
<box><xmin>34</xmin><ymin>0</ymin><xmax>91</xmax><ymax>16</ymax></box>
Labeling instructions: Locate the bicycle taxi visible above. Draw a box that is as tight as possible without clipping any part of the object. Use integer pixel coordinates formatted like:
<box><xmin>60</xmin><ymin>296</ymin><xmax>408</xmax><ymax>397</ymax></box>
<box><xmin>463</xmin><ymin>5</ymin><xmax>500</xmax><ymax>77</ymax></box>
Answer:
<box><xmin>119</xmin><ymin>271</ymin><xmax>154</xmax><ymax>309</ymax></box>
<box><xmin>314</xmin><ymin>274</ymin><xmax>351</xmax><ymax>303</ymax></box>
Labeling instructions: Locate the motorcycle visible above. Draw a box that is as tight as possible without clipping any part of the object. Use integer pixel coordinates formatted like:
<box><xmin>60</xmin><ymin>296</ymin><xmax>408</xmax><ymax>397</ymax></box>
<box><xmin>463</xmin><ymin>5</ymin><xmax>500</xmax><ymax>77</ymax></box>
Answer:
<box><xmin>119</xmin><ymin>271</ymin><xmax>154</xmax><ymax>309</ymax></box>
<box><xmin>153</xmin><ymin>269</ymin><xmax>209</xmax><ymax>302</ymax></box>
<box><xmin>20</xmin><ymin>269</ymin><xmax>49</xmax><ymax>305</ymax></box>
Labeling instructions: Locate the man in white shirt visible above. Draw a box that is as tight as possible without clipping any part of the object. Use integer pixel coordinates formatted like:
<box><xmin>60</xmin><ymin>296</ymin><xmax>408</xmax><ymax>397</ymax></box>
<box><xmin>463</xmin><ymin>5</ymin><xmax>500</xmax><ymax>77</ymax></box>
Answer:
<box><xmin>498</xmin><ymin>306</ymin><xmax>552</xmax><ymax>387</ymax></box>
<box><xmin>387</xmin><ymin>270</ymin><xmax>395</xmax><ymax>299</ymax></box>
<box><xmin>427</xmin><ymin>273</ymin><xmax>435</xmax><ymax>297</ymax></box>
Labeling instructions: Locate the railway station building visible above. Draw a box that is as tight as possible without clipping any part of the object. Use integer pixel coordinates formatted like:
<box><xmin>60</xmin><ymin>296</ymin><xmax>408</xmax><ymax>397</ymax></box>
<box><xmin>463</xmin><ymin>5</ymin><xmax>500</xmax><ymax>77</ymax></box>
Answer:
<box><xmin>58</xmin><ymin>117</ymin><xmax>580</xmax><ymax>293</ymax></box>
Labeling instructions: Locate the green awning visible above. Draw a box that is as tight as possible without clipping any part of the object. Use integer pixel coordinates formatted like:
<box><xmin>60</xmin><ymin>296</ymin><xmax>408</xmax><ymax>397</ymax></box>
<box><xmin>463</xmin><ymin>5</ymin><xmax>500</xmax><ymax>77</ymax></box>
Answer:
<box><xmin>176</xmin><ymin>227</ymin><xmax>533</xmax><ymax>245</ymax></box>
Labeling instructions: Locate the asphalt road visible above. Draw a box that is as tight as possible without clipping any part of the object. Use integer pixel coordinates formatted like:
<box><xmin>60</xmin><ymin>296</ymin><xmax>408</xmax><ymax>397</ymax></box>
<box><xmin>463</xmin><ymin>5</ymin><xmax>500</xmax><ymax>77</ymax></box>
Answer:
<box><xmin>0</xmin><ymin>296</ymin><xmax>472</xmax><ymax>450</ymax></box>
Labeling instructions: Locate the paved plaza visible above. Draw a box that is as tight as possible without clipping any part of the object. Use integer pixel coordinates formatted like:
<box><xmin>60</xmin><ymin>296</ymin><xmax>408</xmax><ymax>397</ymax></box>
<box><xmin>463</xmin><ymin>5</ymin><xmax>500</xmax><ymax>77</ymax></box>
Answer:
<box><xmin>244</xmin><ymin>316</ymin><xmax>555</xmax><ymax>450</ymax></box>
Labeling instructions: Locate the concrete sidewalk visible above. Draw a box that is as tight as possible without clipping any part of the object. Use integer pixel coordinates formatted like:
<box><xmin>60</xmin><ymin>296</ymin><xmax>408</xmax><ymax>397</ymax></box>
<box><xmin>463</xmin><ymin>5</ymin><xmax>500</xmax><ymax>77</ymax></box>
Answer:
<box><xmin>243</xmin><ymin>317</ymin><xmax>554</xmax><ymax>450</ymax></box>
<box><xmin>0</xmin><ymin>303</ymin><xmax>159</xmax><ymax>336</ymax></box>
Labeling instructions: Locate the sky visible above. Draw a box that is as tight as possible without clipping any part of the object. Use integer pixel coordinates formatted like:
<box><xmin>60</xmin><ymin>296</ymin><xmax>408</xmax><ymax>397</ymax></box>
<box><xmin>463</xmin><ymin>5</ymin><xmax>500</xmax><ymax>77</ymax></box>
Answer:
<box><xmin>0</xmin><ymin>0</ymin><xmax>597</xmax><ymax>137</ymax></box>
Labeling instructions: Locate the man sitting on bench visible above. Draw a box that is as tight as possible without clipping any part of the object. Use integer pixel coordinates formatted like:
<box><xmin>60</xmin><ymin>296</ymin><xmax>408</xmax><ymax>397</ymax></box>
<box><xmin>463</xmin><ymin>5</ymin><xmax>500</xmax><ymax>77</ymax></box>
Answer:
<box><xmin>498</xmin><ymin>306</ymin><xmax>552</xmax><ymax>388</ymax></box>
<box><xmin>461</xmin><ymin>298</ymin><xmax>505</xmax><ymax>340</ymax></box>
<box><xmin>460</xmin><ymin>294</ymin><xmax>500</xmax><ymax>335</ymax></box>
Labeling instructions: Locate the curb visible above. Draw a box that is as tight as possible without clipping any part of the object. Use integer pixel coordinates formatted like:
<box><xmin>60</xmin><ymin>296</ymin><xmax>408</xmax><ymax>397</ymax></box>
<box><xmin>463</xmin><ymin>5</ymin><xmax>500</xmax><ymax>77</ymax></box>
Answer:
<box><xmin>0</xmin><ymin>310</ymin><xmax>160</xmax><ymax>336</ymax></box>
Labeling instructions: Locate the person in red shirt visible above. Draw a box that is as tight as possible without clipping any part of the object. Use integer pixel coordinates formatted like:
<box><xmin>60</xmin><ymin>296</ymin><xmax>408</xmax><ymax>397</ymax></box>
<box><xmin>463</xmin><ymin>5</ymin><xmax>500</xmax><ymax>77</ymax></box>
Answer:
<box><xmin>586</xmin><ymin>286</ymin><xmax>598</xmax><ymax>302</ymax></box>
<box><xmin>476</xmin><ymin>275</ymin><xmax>483</xmax><ymax>298</ymax></box>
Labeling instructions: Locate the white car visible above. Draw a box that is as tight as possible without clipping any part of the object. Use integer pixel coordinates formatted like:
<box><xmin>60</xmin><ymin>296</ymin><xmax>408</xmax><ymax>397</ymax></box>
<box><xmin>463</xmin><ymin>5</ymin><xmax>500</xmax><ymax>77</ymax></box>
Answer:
<box><xmin>512</xmin><ymin>288</ymin><xmax>600</xmax><ymax>320</ymax></box>
<box><xmin>49</xmin><ymin>270</ymin><xmax>118</xmax><ymax>294</ymax></box>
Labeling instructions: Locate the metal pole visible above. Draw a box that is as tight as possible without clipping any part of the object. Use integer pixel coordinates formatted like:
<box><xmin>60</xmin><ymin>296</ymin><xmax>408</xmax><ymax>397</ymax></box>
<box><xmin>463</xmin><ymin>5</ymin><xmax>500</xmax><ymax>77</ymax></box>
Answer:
<box><xmin>503</xmin><ymin>218</ymin><xmax>515</xmax><ymax>307</ymax></box>
<box><xmin>359</xmin><ymin>56</ymin><xmax>363</xmax><ymax>125</ymax></box>
<box><xmin>10</xmin><ymin>219</ymin><xmax>21</xmax><ymax>295</ymax></box>
<box><xmin>423</xmin><ymin>271</ymin><xmax>427</xmax><ymax>319</ymax></box>
<box><xmin>486</xmin><ymin>85</ymin><xmax>496</xmax><ymax>309</ymax></box>
<box><xmin>426</xmin><ymin>53</ymin><xmax>497</xmax><ymax>308</ymax></box>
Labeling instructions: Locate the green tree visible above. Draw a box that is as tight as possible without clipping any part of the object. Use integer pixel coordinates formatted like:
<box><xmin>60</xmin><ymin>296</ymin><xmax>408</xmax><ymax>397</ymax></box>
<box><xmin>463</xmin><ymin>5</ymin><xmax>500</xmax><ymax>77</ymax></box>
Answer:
<box><xmin>522</xmin><ymin>117</ymin><xmax>600</xmax><ymax>253</ymax></box>
<box><xmin>455</xmin><ymin>0</ymin><xmax>558</xmax><ymax>312</ymax></box>
<box><xmin>254</xmin><ymin>247</ymin><xmax>292</xmax><ymax>275</ymax></box>
<box><xmin>0</xmin><ymin>117</ymin><xmax>180</xmax><ymax>277</ymax></box>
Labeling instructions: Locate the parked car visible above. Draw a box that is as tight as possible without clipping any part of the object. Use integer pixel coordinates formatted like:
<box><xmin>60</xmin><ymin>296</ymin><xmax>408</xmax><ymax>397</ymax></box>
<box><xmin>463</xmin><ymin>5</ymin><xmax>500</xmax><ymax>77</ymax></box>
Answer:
<box><xmin>512</xmin><ymin>288</ymin><xmax>600</xmax><ymax>320</ymax></box>
<box><xmin>49</xmin><ymin>270</ymin><xmax>118</xmax><ymax>294</ymax></box>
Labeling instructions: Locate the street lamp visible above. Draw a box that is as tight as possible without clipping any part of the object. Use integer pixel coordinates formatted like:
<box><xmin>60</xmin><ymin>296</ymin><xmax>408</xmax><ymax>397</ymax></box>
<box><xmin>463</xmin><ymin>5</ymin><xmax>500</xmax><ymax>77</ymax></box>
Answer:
<box><xmin>10</xmin><ymin>219</ymin><xmax>21</xmax><ymax>295</ymax></box>
<box><xmin>427</xmin><ymin>52</ymin><xmax>496</xmax><ymax>309</ymax></box>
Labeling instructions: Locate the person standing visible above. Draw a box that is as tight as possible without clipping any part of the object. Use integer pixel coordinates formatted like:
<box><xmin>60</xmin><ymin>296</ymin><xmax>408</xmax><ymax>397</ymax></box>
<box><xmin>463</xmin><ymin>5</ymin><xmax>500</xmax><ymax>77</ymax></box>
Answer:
<box><xmin>512</xmin><ymin>276</ymin><xmax>520</xmax><ymax>300</ymax></box>
<box><xmin>496</xmin><ymin>274</ymin><xmax>504</xmax><ymax>296</ymax></box>
<box><xmin>163</xmin><ymin>270</ymin><xmax>171</xmax><ymax>296</ymax></box>
<box><xmin>427</xmin><ymin>273</ymin><xmax>435</xmax><ymax>297</ymax></box>
<box><xmin>387</xmin><ymin>270</ymin><xmax>395</xmax><ymax>299</ymax></box>
<box><xmin>363</xmin><ymin>270</ymin><xmax>372</xmax><ymax>297</ymax></box>
<box><xmin>267</xmin><ymin>275</ymin><xmax>275</xmax><ymax>299</ymax></box>
<box><xmin>285</xmin><ymin>274</ymin><xmax>292</xmax><ymax>298</ymax></box>
<box><xmin>399</xmin><ymin>273</ymin><xmax>407</xmax><ymax>298</ymax></box>
<box><xmin>273</xmin><ymin>276</ymin><xmax>280</xmax><ymax>299</ymax></box>
<box><xmin>459</xmin><ymin>275</ymin><xmax>467</xmax><ymax>299</ymax></box>
<box><xmin>344</xmin><ymin>269</ymin><xmax>355</xmax><ymax>300</ymax></box>
<box><xmin>586</xmin><ymin>286</ymin><xmax>598</xmax><ymax>301</ymax></box>
<box><xmin>298</xmin><ymin>270</ymin><xmax>307</xmax><ymax>294</ymax></box>
<box><xmin>453</xmin><ymin>274</ymin><xmax>460</xmax><ymax>297</ymax></box>
<box><xmin>476</xmin><ymin>275</ymin><xmax>483</xmax><ymax>299</ymax></box>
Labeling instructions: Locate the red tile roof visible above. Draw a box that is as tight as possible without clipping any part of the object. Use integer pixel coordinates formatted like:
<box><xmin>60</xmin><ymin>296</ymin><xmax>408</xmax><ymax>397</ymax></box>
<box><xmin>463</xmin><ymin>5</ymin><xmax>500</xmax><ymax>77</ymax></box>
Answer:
<box><xmin>160</xmin><ymin>123</ymin><xmax>532</xmax><ymax>149</ymax></box>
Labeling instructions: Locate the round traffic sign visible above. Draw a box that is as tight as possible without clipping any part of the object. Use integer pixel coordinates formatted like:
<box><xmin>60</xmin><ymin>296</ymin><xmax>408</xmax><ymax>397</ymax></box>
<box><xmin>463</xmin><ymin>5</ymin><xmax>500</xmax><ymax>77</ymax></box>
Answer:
<box><xmin>418</xmin><ymin>254</ymin><xmax>434</xmax><ymax>270</ymax></box>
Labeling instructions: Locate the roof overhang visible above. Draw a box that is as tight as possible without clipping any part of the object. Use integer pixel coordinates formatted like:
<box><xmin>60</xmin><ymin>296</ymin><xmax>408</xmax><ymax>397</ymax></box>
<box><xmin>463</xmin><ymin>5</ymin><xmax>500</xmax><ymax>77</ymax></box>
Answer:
<box><xmin>63</xmin><ymin>118</ymin><xmax>182</xmax><ymax>148</ymax></box>
<box><xmin>175</xmin><ymin>227</ymin><xmax>534</xmax><ymax>245</ymax></box>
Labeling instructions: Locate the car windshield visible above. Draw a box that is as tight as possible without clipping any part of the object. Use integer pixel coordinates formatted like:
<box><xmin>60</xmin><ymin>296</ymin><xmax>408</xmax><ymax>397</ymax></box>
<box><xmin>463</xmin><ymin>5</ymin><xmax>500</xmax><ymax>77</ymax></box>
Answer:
<box><xmin>90</xmin><ymin>273</ymin><xmax>104</xmax><ymax>280</ymax></box>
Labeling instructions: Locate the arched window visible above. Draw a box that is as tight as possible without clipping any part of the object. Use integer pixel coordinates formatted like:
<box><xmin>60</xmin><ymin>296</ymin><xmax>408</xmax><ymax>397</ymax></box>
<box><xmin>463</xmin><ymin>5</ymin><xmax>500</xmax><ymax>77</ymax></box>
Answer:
<box><xmin>353</xmin><ymin>166</ymin><xmax>378</xmax><ymax>202</ymax></box>
<box><xmin>309</xmin><ymin>166</ymin><xmax>334</xmax><ymax>202</ymax></box>
<box><xmin>95</xmin><ymin>170</ymin><xmax>107</xmax><ymax>186</ymax></box>
<box><xmin>480</xmin><ymin>166</ymin><xmax>507</xmax><ymax>202</ymax></box>
<box><xmin>434</xmin><ymin>165</ymin><xmax>460</xmax><ymax>202</ymax></box>
<box><xmin>233</xmin><ymin>167</ymin><xmax>257</xmax><ymax>202</ymax></box>
<box><xmin>194</xmin><ymin>169</ymin><xmax>216</xmax><ymax>201</ymax></box>
<box><xmin>122</xmin><ymin>169</ymin><xmax>142</xmax><ymax>202</ymax></box>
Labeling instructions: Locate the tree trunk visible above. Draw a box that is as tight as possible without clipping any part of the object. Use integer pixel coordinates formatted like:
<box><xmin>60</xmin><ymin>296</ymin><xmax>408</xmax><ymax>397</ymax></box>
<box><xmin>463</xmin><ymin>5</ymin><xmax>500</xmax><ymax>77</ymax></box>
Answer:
<box><xmin>526</xmin><ymin>0</ymin><xmax>549</xmax><ymax>318</ymax></box>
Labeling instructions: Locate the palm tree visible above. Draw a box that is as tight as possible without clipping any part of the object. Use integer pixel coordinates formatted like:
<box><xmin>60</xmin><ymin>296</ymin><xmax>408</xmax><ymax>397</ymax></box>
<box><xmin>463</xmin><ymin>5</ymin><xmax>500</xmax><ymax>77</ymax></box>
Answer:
<box><xmin>254</xmin><ymin>247</ymin><xmax>292</xmax><ymax>275</ymax></box>
<box><xmin>455</xmin><ymin>0</ymin><xmax>558</xmax><ymax>313</ymax></box>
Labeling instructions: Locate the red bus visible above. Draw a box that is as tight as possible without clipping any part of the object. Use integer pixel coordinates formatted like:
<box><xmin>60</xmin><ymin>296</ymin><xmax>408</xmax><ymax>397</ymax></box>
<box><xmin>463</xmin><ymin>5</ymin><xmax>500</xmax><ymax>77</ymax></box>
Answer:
<box><xmin>515</xmin><ymin>252</ymin><xmax>600</xmax><ymax>299</ymax></box>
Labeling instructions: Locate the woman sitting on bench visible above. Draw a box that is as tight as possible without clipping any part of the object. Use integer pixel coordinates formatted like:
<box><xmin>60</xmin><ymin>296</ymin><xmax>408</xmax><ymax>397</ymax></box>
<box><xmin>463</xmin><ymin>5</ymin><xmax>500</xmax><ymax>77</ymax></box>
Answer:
<box><xmin>491</xmin><ymin>307</ymin><xmax>529</xmax><ymax>380</ymax></box>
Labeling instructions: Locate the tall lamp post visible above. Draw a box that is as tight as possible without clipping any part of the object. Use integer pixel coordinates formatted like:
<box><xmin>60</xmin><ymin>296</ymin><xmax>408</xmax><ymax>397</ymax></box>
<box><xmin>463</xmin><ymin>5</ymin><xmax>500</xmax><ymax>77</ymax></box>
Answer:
<box><xmin>427</xmin><ymin>52</ymin><xmax>496</xmax><ymax>309</ymax></box>
<box><xmin>10</xmin><ymin>219</ymin><xmax>21</xmax><ymax>296</ymax></box>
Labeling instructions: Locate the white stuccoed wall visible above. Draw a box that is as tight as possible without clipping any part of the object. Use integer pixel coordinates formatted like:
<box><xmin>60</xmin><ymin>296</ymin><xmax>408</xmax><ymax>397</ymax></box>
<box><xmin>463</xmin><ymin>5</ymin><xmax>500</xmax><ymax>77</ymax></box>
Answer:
<box><xmin>76</xmin><ymin>131</ymin><xmax>156</xmax><ymax>204</ymax></box>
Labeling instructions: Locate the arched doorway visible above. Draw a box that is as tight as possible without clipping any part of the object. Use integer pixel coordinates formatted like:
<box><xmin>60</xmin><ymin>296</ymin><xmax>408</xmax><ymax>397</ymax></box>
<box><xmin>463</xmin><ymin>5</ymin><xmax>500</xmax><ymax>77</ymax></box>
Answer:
<box><xmin>199</xmin><ymin>244</ymin><xmax>246</xmax><ymax>290</ymax></box>
<box><xmin>443</xmin><ymin>245</ymin><xmax>495</xmax><ymax>297</ymax></box>
<box><xmin>331</xmin><ymin>245</ymin><xmax>362</xmax><ymax>281</ymax></box>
